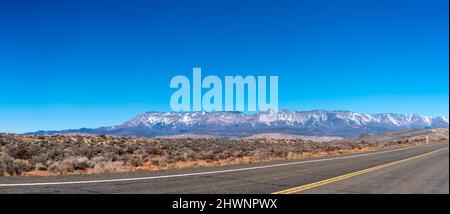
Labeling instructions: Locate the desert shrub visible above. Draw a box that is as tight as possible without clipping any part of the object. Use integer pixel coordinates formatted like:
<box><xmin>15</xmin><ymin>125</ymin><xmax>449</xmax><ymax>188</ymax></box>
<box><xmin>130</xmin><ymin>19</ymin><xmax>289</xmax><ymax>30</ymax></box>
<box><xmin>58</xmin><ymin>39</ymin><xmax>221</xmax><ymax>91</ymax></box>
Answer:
<box><xmin>133</xmin><ymin>148</ymin><xmax>144</xmax><ymax>154</ymax></box>
<box><xmin>125</xmin><ymin>144</ymin><xmax>139</xmax><ymax>154</ymax></box>
<box><xmin>35</xmin><ymin>163</ymin><xmax>47</xmax><ymax>170</ymax></box>
<box><xmin>182</xmin><ymin>149</ymin><xmax>197</xmax><ymax>161</ymax></box>
<box><xmin>141</xmin><ymin>153</ymin><xmax>151</xmax><ymax>162</ymax></box>
<box><xmin>0</xmin><ymin>154</ymin><xmax>15</xmax><ymax>176</ymax></box>
<box><xmin>199</xmin><ymin>150</ymin><xmax>218</xmax><ymax>161</ymax></box>
<box><xmin>48</xmin><ymin>162</ymin><xmax>66</xmax><ymax>173</ymax></box>
<box><xmin>101</xmin><ymin>152</ymin><xmax>120</xmax><ymax>162</ymax></box>
<box><xmin>67</xmin><ymin>156</ymin><xmax>90</xmax><ymax>169</ymax></box>
<box><xmin>0</xmin><ymin>154</ymin><xmax>33</xmax><ymax>176</ymax></box>
<box><xmin>158</xmin><ymin>143</ymin><xmax>170</xmax><ymax>151</ymax></box>
<box><xmin>231</xmin><ymin>150</ymin><xmax>245</xmax><ymax>158</ymax></box>
<box><xmin>12</xmin><ymin>159</ymin><xmax>34</xmax><ymax>174</ymax></box>
<box><xmin>271</xmin><ymin>148</ymin><xmax>288</xmax><ymax>158</ymax></box>
<box><xmin>91</xmin><ymin>156</ymin><xmax>108</xmax><ymax>163</ymax></box>
<box><xmin>47</xmin><ymin>147</ymin><xmax>65</xmax><ymax>161</ymax></box>
<box><xmin>118</xmin><ymin>154</ymin><xmax>129</xmax><ymax>162</ymax></box>
<box><xmin>252</xmin><ymin>149</ymin><xmax>270</xmax><ymax>161</ymax></box>
<box><xmin>6</xmin><ymin>142</ymin><xmax>33</xmax><ymax>160</ymax></box>
<box><xmin>73</xmin><ymin>145</ymin><xmax>101</xmax><ymax>159</ymax></box>
<box><xmin>29</xmin><ymin>154</ymin><xmax>49</xmax><ymax>166</ymax></box>
<box><xmin>92</xmin><ymin>161</ymin><xmax>125</xmax><ymax>174</ymax></box>
<box><xmin>220</xmin><ymin>149</ymin><xmax>236</xmax><ymax>159</ymax></box>
<box><xmin>128</xmin><ymin>155</ymin><xmax>142</xmax><ymax>167</ymax></box>
<box><xmin>156</xmin><ymin>156</ymin><xmax>168</xmax><ymax>167</ymax></box>
<box><xmin>103</xmin><ymin>146</ymin><xmax>124</xmax><ymax>156</ymax></box>
<box><xmin>49</xmin><ymin>156</ymin><xmax>90</xmax><ymax>174</ymax></box>
<box><xmin>170</xmin><ymin>153</ymin><xmax>186</xmax><ymax>163</ymax></box>
<box><xmin>0</xmin><ymin>135</ymin><xmax>5</xmax><ymax>146</ymax></box>
<box><xmin>144</xmin><ymin>146</ymin><xmax>164</xmax><ymax>155</ymax></box>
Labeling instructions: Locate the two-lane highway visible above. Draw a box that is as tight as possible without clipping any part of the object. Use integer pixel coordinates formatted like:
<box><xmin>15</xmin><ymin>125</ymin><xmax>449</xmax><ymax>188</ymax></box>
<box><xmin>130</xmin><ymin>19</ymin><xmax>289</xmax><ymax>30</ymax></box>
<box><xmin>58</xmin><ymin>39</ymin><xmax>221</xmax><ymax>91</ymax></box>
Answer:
<box><xmin>0</xmin><ymin>143</ymin><xmax>448</xmax><ymax>194</ymax></box>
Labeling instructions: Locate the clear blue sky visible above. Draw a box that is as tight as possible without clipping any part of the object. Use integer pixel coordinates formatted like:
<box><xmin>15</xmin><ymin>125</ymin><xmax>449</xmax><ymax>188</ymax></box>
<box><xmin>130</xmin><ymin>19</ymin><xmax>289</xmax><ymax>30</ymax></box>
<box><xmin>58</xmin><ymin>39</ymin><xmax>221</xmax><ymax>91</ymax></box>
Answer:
<box><xmin>0</xmin><ymin>0</ymin><xmax>448</xmax><ymax>133</ymax></box>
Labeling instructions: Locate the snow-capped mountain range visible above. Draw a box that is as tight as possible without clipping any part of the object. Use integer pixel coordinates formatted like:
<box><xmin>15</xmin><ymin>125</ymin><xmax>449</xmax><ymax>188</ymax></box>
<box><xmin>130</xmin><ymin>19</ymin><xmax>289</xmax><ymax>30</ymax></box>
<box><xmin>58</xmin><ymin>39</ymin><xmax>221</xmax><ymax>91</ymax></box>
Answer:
<box><xmin>30</xmin><ymin>110</ymin><xmax>449</xmax><ymax>138</ymax></box>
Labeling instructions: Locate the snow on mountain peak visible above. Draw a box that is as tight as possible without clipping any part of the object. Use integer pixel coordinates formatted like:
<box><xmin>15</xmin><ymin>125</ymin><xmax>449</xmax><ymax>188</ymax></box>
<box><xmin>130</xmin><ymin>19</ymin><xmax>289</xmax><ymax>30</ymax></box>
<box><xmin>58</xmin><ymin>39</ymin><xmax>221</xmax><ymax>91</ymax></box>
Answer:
<box><xmin>121</xmin><ymin>110</ymin><xmax>448</xmax><ymax>136</ymax></box>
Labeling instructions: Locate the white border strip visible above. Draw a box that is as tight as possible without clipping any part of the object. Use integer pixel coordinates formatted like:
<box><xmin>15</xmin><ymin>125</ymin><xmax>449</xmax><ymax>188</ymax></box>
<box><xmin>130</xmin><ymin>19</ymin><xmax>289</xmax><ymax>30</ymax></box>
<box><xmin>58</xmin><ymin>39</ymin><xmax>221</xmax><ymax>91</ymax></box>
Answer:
<box><xmin>0</xmin><ymin>144</ymin><xmax>445</xmax><ymax>187</ymax></box>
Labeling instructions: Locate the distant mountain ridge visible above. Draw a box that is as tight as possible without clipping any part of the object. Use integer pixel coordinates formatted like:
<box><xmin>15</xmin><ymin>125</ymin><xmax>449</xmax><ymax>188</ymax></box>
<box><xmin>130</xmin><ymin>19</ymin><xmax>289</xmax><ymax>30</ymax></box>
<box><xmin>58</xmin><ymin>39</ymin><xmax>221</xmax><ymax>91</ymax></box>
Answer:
<box><xmin>29</xmin><ymin>110</ymin><xmax>449</xmax><ymax>138</ymax></box>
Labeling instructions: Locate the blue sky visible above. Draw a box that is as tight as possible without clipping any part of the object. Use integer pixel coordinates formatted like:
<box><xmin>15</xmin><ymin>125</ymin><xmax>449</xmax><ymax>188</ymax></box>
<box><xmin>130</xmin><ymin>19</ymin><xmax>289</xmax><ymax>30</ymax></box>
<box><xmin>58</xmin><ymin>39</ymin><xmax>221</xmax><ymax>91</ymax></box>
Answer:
<box><xmin>0</xmin><ymin>0</ymin><xmax>448</xmax><ymax>133</ymax></box>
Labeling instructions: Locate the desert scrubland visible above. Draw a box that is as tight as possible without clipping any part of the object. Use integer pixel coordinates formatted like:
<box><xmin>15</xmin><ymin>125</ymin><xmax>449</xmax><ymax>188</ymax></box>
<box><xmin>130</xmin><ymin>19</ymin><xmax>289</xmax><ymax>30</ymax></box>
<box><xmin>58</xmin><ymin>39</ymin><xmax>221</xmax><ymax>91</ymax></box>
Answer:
<box><xmin>0</xmin><ymin>128</ymin><xmax>447</xmax><ymax>176</ymax></box>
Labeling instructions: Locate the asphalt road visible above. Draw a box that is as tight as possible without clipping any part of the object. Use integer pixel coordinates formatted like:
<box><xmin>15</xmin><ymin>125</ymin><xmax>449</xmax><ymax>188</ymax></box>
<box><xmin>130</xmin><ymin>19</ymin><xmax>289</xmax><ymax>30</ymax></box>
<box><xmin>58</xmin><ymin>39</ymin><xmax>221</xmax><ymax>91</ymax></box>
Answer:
<box><xmin>0</xmin><ymin>143</ymin><xmax>448</xmax><ymax>194</ymax></box>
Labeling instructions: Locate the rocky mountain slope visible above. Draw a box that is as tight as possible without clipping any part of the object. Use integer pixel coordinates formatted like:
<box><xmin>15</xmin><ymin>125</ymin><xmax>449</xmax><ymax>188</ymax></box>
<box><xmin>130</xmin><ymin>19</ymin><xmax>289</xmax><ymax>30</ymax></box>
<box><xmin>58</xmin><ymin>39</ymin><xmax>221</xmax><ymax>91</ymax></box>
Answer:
<box><xmin>30</xmin><ymin>110</ymin><xmax>449</xmax><ymax>138</ymax></box>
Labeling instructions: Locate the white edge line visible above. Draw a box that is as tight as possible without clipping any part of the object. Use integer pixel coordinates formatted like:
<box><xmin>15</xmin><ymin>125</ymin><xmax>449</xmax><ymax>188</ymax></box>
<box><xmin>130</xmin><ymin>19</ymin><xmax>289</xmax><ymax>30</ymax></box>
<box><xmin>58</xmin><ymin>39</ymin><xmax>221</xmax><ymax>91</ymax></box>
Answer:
<box><xmin>0</xmin><ymin>144</ymin><xmax>445</xmax><ymax>187</ymax></box>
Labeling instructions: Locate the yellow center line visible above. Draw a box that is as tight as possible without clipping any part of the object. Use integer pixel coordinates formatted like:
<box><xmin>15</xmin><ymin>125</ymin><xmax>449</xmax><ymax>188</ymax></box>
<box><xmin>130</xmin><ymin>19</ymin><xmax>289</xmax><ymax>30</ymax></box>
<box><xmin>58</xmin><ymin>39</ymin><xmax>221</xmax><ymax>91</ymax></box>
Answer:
<box><xmin>272</xmin><ymin>147</ymin><xmax>448</xmax><ymax>194</ymax></box>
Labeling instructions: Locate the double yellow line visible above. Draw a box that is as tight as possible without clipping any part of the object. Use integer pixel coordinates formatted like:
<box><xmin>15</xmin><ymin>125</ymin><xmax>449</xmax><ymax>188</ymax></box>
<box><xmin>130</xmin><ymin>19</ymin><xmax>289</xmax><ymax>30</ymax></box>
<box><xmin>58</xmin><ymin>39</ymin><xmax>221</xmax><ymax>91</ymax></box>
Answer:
<box><xmin>272</xmin><ymin>147</ymin><xmax>448</xmax><ymax>194</ymax></box>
